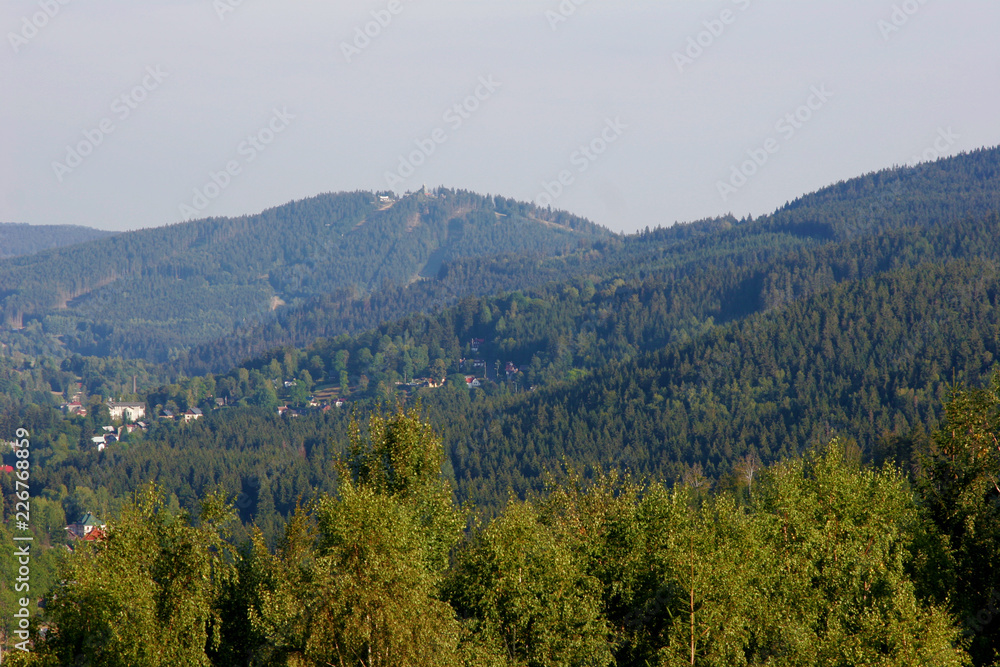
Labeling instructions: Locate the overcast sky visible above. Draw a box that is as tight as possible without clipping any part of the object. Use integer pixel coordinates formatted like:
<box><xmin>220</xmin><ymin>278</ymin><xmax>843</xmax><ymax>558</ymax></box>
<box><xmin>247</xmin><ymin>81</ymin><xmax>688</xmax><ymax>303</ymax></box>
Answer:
<box><xmin>1</xmin><ymin>1</ymin><xmax>997</xmax><ymax>234</ymax></box>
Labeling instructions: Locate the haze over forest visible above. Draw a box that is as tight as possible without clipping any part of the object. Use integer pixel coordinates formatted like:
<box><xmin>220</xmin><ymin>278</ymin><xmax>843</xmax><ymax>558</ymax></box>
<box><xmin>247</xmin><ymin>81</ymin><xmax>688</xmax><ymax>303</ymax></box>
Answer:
<box><xmin>3</xmin><ymin>2</ymin><xmax>1000</xmax><ymax>666</ymax></box>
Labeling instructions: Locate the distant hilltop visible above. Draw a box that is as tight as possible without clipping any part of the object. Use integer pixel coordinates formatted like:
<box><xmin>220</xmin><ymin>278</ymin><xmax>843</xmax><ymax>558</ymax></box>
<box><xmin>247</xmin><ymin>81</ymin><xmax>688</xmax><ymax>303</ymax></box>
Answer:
<box><xmin>0</xmin><ymin>222</ymin><xmax>115</xmax><ymax>260</ymax></box>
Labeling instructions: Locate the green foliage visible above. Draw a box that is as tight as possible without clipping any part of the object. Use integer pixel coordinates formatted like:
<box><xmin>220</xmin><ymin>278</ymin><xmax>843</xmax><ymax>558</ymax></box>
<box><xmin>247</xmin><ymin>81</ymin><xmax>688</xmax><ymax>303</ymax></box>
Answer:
<box><xmin>15</xmin><ymin>411</ymin><xmax>995</xmax><ymax>666</ymax></box>
<box><xmin>249</xmin><ymin>490</ymin><xmax>463</xmax><ymax>667</ymax></box>
<box><xmin>345</xmin><ymin>407</ymin><xmax>465</xmax><ymax>572</ymax></box>
<box><xmin>447</xmin><ymin>498</ymin><xmax>613</xmax><ymax>667</ymax></box>
<box><xmin>751</xmin><ymin>443</ymin><xmax>968</xmax><ymax>666</ymax></box>
<box><xmin>245</xmin><ymin>407</ymin><xmax>467</xmax><ymax>667</ymax></box>
<box><xmin>430</xmin><ymin>256</ymin><xmax>1000</xmax><ymax>506</ymax></box>
<box><xmin>35</xmin><ymin>484</ymin><xmax>235</xmax><ymax>666</ymax></box>
<box><xmin>916</xmin><ymin>370</ymin><xmax>1000</xmax><ymax>664</ymax></box>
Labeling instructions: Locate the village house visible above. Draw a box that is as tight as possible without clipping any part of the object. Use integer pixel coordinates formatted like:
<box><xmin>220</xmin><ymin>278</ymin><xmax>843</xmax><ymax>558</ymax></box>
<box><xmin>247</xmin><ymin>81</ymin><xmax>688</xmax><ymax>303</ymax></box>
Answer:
<box><xmin>107</xmin><ymin>401</ymin><xmax>146</xmax><ymax>422</ymax></box>
<box><xmin>61</xmin><ymin>402</ymin><xmax>87</xmax><ymax>417</ymax></box>
<box><xmin>66</xmin><ymin>513</ymin><xmax>107</xmax><ymax>542</ymax></box>
<box><xmin>91</xmin><ymin>431</ymin><xmax>117</xmax><ymax>451</ymax></box>
<box><xmin>182</xmin><ymin>407</ymin><xmax>203</xmax><ymax>422</ymax></box>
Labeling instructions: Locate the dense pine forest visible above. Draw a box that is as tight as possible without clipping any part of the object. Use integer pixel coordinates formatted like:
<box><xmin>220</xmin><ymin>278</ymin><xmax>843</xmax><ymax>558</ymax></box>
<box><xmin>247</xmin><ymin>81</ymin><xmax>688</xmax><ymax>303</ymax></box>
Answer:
<box><xmin>3</xmin><ymin>147</ymin><xmax>1000</xmax><ymax>664</ymax></box>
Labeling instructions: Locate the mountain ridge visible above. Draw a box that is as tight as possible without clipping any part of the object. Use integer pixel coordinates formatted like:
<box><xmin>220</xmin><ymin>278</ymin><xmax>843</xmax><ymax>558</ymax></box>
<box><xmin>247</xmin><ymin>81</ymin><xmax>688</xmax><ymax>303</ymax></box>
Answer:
<box><xmin>0</xmin><ymin>189</ymin><xmax>610</xmax><ymax>360</ymax></box>
<box><xmin>0</xmin><ymin>222</ymin><xmax>115</xmax><ymax>260</ymax></box>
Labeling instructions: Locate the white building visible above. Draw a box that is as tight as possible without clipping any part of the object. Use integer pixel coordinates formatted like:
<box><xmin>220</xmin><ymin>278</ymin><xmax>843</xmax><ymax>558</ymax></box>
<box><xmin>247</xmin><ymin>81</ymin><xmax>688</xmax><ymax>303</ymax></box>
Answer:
<box><xmin>108</xmin><ymin>401</ymin><xmax>146</xmax><ymax>422</ymax></box>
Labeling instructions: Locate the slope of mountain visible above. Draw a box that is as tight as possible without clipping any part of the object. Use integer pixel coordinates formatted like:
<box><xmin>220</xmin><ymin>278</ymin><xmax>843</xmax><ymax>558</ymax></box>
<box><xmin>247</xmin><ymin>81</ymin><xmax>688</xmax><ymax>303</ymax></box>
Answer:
<box><xmin>21</xmin><ymin>147</ymin><xmax>1000</xmax><ymax>515</ymax></box>
<box><xmin>0</xmin><ymin>189</ymin><xmax>610</xmax><ymax>361</ymax></box>
<box><xmin>180</xmin><ymin>209</ymin><xmax>993</xmax><ymax>506</ymax></box>
<box><xmin>6</xmin><ymin>148</ymin><xmax>998</xmax><ymax>373</ymax></box>
<box><xmin>8</xmin><ymin>149</ymin><xmax>1000</xmax><ymax>667</ymax></box>
<box><xmin>0</xmin><ymin>222</ymin><xmax>115</xmax><ymax>259</ymax></box>
<box><xmin>170</xmin><ymin>147</ymin><xmax>1000</xmax><ymax>374</ymax></box>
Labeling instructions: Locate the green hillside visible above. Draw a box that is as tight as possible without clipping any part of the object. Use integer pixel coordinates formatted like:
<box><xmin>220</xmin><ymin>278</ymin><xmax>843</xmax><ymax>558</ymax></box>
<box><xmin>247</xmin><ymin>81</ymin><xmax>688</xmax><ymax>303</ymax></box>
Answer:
<box><xmin>0</xmin><ymin>189</ymin><xmax>609</xmax><ymax>362</ymax></box>
<box><xmin>16</xmin><ymin>148</ymin><xmax>1000</xmax><ymax>512</ymax></box>
<box><xmin>171</xmin><ymin>147</ymin><xmax>1000</xmax><ymax>375</ymax></box>
<box><xmin>6</xmin><ymin>148</ymin><xmax>1000</xmax><ymax>665</ymax></box>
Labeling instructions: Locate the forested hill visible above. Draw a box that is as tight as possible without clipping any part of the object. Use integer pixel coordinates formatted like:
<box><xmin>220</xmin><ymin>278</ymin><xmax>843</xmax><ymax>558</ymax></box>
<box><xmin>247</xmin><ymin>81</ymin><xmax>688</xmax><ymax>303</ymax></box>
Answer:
<box><xmin>3</xmin><ymin>149</ymin><xmax>997</xmax><ymax>372</ymax></box>
<box><xmin>74</xmin><ymin>147</ymin><xmax>996</xmax><ymax>499</ymax></box>
<box><xmin>10</xmin><ymin>148</ymin><xmax>1000</xmax><ymax>665</ymax></box>
<box><xmin>26</xmin><ymin>149</ymin><xmax>997</xmax><ymax>525</ymax></box>
<box><xmin>0</xmin><ymin>222</ymin><xmax>114</xmax><ymax>259</ymax></box>
<box><xmin>760</xmin><ymin>145</ymin><xmax>1000</xmax><ymax>239</ymax></box>
<box><xmin>169</xmin><ymin>147</ymin><xmax>1000</xmax><ymax>374</ymax></box>
<box><xmin>0</xmin><ymin>189</ymin><xmax>609</xmax><ymax>360</ymax></box>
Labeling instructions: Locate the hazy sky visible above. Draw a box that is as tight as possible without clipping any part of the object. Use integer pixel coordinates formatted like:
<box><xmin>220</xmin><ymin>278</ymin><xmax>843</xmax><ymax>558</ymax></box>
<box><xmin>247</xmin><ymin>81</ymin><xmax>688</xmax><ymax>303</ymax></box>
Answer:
<box><xmin>2</xmin><ymin>1</ymin><xmax>998</xmax><ymax>234</ymax></box>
